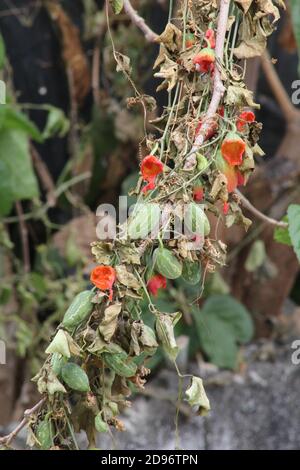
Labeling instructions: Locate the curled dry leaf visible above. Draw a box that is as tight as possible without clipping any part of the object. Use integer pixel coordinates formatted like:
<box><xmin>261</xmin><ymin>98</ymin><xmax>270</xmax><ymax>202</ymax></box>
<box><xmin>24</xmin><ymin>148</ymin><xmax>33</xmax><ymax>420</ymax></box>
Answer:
<box><xmin>117</xmin><ymin>243</ymin><xmax>141</xmax><ymax>265</ymax></box>
<box><xmin>156</xmin><ymin>23</ymin><xmax>182</xmax><ymax>52</ymax></box>
<box><xmin>99</xmin><ymin>303</ymin><xmax>122</xmax><ymax>342</ymax></box>
<box><xmin>154</xmin><ymin>55</ymin><xmax>179</xmax><ymax>92</ymax></box>
<box><xmin>234</xmin><ymin>0</ymin><xmax>254</xmax><ymax>13</ymax></box>
<box><xmin>226</xmin><ymin>85</ymin><xmax>260</xmax><ymax>109</ymax></box>
<box><xmin>185</xmin><ymin>376</ymin><xmax>211</xmax><ymax>416</ymax></box>
<box><xmin>115</xmin><ymin>52</ymin><xmax>132</xmax><ymax>74</ymax></box>
<box><xmin>115</xmin><ymin>265</ymin><xmax>141</xmax><ymax>291</ymax></box>
<box><xmin>155</xmin><ymin>312</ymin><xmax>181</xmax><ymax>361</ymax></box>
<box><xmin>91</xmin><ymin>242</ymin><xmax>113</xmax><ymax>265</ymax></box>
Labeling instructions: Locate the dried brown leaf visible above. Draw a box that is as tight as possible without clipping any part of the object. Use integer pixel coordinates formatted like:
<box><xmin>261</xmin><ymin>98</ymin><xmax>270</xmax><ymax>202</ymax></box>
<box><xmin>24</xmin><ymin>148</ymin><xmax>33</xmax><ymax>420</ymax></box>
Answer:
<box><xmin>99</xmin><ymin>303</ymin><xmax>122</xmax><ymax>342</ymax></box>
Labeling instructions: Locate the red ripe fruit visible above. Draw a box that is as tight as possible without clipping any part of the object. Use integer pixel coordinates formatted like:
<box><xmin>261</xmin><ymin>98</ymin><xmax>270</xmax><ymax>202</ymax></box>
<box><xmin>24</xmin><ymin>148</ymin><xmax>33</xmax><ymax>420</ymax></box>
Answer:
<box><xmin>221</xmin><ymin>132</ymin><xmax>246</xmax><ymax>166</ymax></box>
<box><xmin>193</xmin><ymin>185</ymin><xmax>204</xmax><ymax>202</ymax></box>
<box><xmin>215</xmin><ymin>152</ymin><xmax>246</xmax><ymax>193</ymax></box>
<box><xmin>223</xmin><ymin>202</ymin><xmax>230</xmax><ymax>215</ymax></box>
<box><xmin>90</xmin><ymin>266</ymin><xmax>116</xmax><ymax>301</ymax></box>
<box><xmin>236</xmin><ymin>110</ymin><xmax>255</xmax><ymax>132</ymax></box>
<box><xmin>141</xmin><ymin>155</ymin><xmax>164</xmax><ymax>193</ymax></box>
<box><xmin>215</xmin><ymin>152</ymin><xmax>237</xmax><ymax>193</ymax></box>
<box><xmin>205</xmin><ymin>29</ymin><xmax>216</xmax><ymax>49</ymax></box>
<box><xmin>193</xmin><ymin>48</ymin><xmax>215</xmax><ymax>73</ymax></box>
<box><xmin>218</xmin><ymin>106</ymin><xmax>225</xmax><ymax>118</ymax></box>
<box><xmin>147</xmin><ymin>274</ymin><xmax>167</xmax><ymax>296</ymax></box>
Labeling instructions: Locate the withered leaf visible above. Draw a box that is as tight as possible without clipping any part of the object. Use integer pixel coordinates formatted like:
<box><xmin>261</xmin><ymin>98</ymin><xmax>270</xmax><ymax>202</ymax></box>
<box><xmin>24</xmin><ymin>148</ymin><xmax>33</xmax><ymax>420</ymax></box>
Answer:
<box><xmin>116</xmin><ymin>265</ymin><xmax>141</xmax><ymax>291</ymax></box>
<box><xmin>180</xmin><ymin>46</ymin><xmax>201</xmax><ymax>73</ymax></box>
<box><xmin>117</xmin><ymin>244</ymin><xmax>141</xmax><ymax>265</ymax></box>
<box><xmin>255</xmin><ymin>0</ymin><xmax>282</xmax><ymax>23</ymax></box>
<box><xmin>91</xmin><ymin>242</ymin><xmax>113</xmax><ymax>265</ymax></box>
<box><xmin>252</xmin><ymin>143</ymin><xmax>265</xmax><ymax>157</ymax></box>
<box><xmin>233</xmin><ymin>14</ymin><xmax>267</xmax><ymax>59</ymax></box>
<box><xmin>234</xmin><ymin>0</ymin><xmax>254</xmax><ymax>13</ymax></box>
<box><xmin>155</xmin><ymin>312</ymin><xmax>181</xmax><ymax>361</ymax></box>
<box><xmin>153</xmin><ymin>44</ymin><xmax>169</xmax><ymax>70</ymax></box>
<box><xmin>210</xmin><ymin>173</ymin><xmax>227</xmax><ymax>200</ymax></box>
<box><xmin>99</xmin><ymin>303</ymin><xmax>122</xmax><ymax>342</ymax></box>
<box><xmin>130</xmin><ymin>322</ymin><xmax>141</xmax><ymax>356</ymax></box>
<box><xmin>46</xmin><ymin>370</ymin><xmax>67</xmax><ymax>395</ymax></box>
<box><xmin>35</xmin><ymin>368</ymin><xmax>66</xmax><ymax>395</ymax></box>
<box><xmin>87</xmin><ymin>334</ymin><xmax>110</xmax><ymax>354</ymax></box>
<box><xmin>115</xmin><ymin>52</ymin><xmax>132</xmax><ymax>74</ymax></box>
<box><xmin>226</xmin><ymin>202</ymin><xmax>252</xmax><ymax>231</ymax></box>
<box><xmin>249</xmin><ymin>121</ymin><xmax>263</xmax><ymax>146</ymax></box>
<box><xmin>140</xmin><ymin>324</ymin><xmax>158</xmax><ymax>350</ymax></box>
<box><xmin>127</xmin><ymin>95</ymin><xmax>157</xmax><ymax>112</ymax></box>
<box><xmin>154</xmin><ymin>55</ymin><xmax>179</xmax><ymax>92</ymax></box>
<box><xmin>118</xmin><ymin>288</ymin><xmax>143</xmax><ymax>299</ymax></box>
<box><xmin>239</xmin><ymin>146</ymin><xmax>255</xmax><ymax>172</ymax></box>
<box><xmin>45</xmin><ymin>329</ymin><xmax>70</xmax><ymax>358</ymax></box>
<box><xmin>226</xmin><ymin>85</ymin><xmax>260</xmax><ymax>109</ymax></box>
<box><xmin>185</xmin><ymin>376</ymin><xmax>211</xmax><ymax>416</ymax></box>
<box><xmin>171</xmin><ymin>131</ymin><xmax>186</xmax><ymax>152</ymax></box>
<box><xmin>64</xmin><ymin>331</ymin><xmax>82</xmax><ymax>357</ymax></box>
<box><xmin>227</xmin><ymin>15</ymin><xmax>236</xmax><ymax>30</ymax></box>
<box><xmin>130</xmin><ymin>321</ymin><xmax>158</xmax><ymax>356</ymax></box>
<box><xmin>156</xmin><ymin>23</ymin><xmax>182</xmax><ymax>52</ymax></box>
<box><xmin>142</xmin><ymin>95</ymin><xmax>157</xmax><ymax>112</ymax></box>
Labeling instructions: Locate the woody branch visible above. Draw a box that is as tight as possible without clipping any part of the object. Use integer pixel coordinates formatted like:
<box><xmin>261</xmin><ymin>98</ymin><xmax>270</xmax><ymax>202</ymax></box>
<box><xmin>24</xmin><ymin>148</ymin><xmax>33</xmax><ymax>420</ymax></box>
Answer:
<box><xmin>123</xmin><ymin>0</ymin><xmax>158</xmax><ymax>42</ymax></box>
<box><xmin>0</xmin><ymin>398</ymin><xmax>46</xmax><ymax>446</ymax></box>
<box><xmin>184</xmin><ymin>0</ymin><xmax>231</xmax><ymax>170</ymax></box>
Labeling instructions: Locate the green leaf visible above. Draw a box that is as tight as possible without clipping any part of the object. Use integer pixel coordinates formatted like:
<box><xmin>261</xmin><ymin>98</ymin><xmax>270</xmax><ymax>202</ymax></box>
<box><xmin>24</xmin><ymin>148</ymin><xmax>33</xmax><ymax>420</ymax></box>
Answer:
<box><xmin>274</xmin><ymin>216</ymin><xmax>291</xmax><ymax>246</ymax></box>
<box><xmin>288</xmin><ymin>204</ymin><xmax>300</xmax><ymax>262</ymax></box>
<box><xmin>42</xmin><ymin>106</ymin><xmax>70</xmax><ymax>139</ymax></box>
<box><xmin>245</xmin><ymin>240</ymin><xmax>266</xmax><ymax>272</ymax></box>
<box><xmin>0</xmin><ymin>106</ymin><xmax>43</xmax><ymax>142</ymax></box>
<box><xmin>290</xmin><ymin>1</ymin><xmax>300</xmax><ymax>76</ymax></box>
<box><xmin>185</xmin><ymin>376</ymin><xmax>210</xmax><ymax>416</ymax></box>
<box><xmin>95</xmin><ymin>413</ymin><xmax>108</xmax><ymax>433</ymax></box>
<box><xmin>109</xmin><ymin>0</ymin><xmax>124</xmax><ymax>15</ymax></box>
<box><xmin>0</xmin><ymin>129</ymin><xmax>39</xmax><ymax>216</ymax></box>
<box><xmin>15</xmin><ymin>320</ymin><xmax>34</xmax><ymax>358</ymax></box>
<box><xmin>192</xmin><ymin>295</ymin><xmax>254</xmax><ymax>370</ymax></box>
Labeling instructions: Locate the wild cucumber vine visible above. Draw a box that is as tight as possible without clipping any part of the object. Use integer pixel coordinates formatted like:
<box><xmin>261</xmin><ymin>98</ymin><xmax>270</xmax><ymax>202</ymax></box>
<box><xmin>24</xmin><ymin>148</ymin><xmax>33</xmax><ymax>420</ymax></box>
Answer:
<box><xmin>0</xmin><ymin>0</ymin><xmax>284</xmax><ymax>450</ymax></box>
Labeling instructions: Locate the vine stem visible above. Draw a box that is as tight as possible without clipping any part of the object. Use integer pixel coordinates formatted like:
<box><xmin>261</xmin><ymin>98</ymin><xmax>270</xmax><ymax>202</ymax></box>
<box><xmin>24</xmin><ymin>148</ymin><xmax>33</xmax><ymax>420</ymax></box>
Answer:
<box><xmin>0</xmin><ymin>397</ymin><xmax>46</xmax><ymax>446</ymax></box>
<box><xmin>123</xmin><ymin>0</ymin><xmax>158</xmax><ymax>42</ymax></box>
<box><xmin>235</xmin><ymin>189</ymin><xmax>288</xmax><ymax>228</ymax></box>
<box><xmin>184</xmin><ymin>0</ymin><xmax>231</xmax><ymax>170</ymax></box>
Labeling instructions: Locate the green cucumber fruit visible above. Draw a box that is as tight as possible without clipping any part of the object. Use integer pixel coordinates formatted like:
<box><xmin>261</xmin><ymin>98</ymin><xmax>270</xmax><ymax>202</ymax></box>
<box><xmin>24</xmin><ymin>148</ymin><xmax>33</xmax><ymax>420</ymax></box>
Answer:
<box><xmin>62</xmin><ymin>290</ymin><xmax>94</xmax><ymax>330</ymax></box>
<box><xmin>61</xmin><ymin>362</ymin><xmax>90</xmax><ymax>392</ymax></box>
<box><xmin>154</xmin><ymin>247</ymin><xmax>182</xmax><ymax>280</ymax></box>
